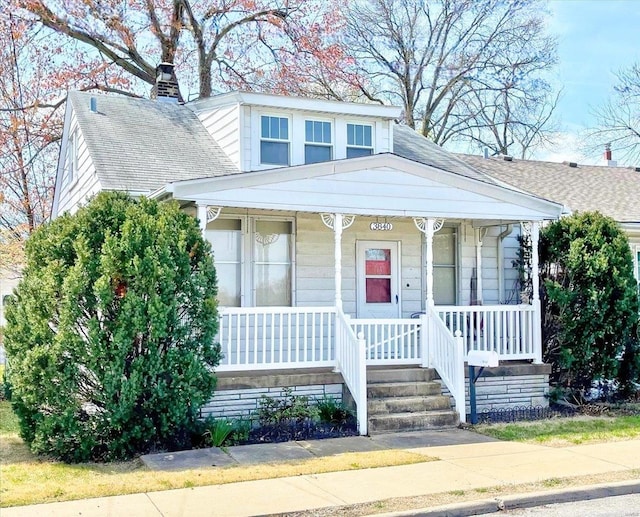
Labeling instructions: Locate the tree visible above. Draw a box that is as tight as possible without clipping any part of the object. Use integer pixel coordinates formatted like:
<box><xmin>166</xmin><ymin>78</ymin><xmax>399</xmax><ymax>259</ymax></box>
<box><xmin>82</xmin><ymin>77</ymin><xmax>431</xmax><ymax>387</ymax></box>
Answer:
<box><xmin>539</xmin><ymin>212</ymin><xmax>639</xmax><ymax>400</ymax></box>
<box><xmin>341</xmin><ymin>0</ymin><xmax>558</xmax><ymax>155</ymax></box>
<box><xmin>4</xmin><ymin>192</ymin><xmax>219</xmax><ymax>462</ymax></box>
<box><xmin>586</xmin><ymin>62</ymin><xmax>640</xmax><ymax>165</ymax></box>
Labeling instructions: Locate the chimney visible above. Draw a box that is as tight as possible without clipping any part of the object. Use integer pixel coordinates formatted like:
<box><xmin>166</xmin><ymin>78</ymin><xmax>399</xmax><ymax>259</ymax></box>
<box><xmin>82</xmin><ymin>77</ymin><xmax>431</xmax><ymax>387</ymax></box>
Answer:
<box><xmin>604</xmin><ymin>143</ymin><xmax>617</xmax><ymax>167</ymax></box>
<box><xmin>151</xmin><ymin>62</ymin><xmax>183</xmax><ymax>103</ymax></box>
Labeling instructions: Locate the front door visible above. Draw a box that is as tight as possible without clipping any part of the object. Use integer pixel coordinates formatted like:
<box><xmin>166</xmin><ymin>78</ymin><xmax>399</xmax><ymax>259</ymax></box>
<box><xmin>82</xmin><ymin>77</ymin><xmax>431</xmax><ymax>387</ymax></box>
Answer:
<box><xmin>356</xmin><ymin>240</ymin><xmax>401</xmax><ymax>318</ymax></box>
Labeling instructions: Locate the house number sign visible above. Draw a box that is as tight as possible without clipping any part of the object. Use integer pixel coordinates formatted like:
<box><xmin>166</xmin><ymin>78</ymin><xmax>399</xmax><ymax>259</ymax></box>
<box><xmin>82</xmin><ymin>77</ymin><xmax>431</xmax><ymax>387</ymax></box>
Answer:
<box><xmin>370</xmin><ymin>222</ymin><xmax>393</xmax><ymax>231</ymax></box>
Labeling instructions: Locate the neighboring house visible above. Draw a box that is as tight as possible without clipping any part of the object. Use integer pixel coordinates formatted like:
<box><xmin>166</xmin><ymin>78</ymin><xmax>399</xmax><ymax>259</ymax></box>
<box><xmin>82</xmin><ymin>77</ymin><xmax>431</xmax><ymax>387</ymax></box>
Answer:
<box><xmin>52</xmin><ymin>66</ymin><xmax>563</xmax><ymax>433</ymax></box>
<box><xmin>458</xmin><ymin>154</ymin><xmax>640</xmax><ymax>292</ymax></box>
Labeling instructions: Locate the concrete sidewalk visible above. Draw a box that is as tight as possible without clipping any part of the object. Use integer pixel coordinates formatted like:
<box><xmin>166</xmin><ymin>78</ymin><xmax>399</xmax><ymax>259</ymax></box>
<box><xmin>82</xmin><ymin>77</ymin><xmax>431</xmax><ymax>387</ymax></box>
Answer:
<box><xmin>3</xmin><ymin>434</ymin><xmax>640</xmax><ymax>517</ymax></box>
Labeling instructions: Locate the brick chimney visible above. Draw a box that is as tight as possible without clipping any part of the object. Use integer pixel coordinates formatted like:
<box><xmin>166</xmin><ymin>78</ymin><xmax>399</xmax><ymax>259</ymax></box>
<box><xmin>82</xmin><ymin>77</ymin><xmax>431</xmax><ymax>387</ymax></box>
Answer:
<box><xmin>151</xmin><ymin>62</ymin><xmax>183</xmax><ymax>103</ymax></box>
<box><xmin>604</xmin><ymin>143</ymin><xmax>617</xmax><ymax>167</ymax></box>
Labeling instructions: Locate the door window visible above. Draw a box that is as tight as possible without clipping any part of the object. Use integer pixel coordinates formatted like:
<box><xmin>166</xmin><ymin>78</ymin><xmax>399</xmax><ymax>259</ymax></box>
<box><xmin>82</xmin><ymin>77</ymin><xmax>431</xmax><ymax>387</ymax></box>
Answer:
<box><xmin>365</xmin><ymin>248</ymin><xmax>392</xmax><ymax>303</ymax></box>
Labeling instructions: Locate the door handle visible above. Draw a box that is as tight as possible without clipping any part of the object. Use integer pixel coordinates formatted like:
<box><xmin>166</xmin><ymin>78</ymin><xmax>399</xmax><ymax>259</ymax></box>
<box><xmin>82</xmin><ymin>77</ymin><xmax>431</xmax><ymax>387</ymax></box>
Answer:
<box><xmin>395</xmin><ymin>295</ymin><xmax>399</xmax><ymax>304</ymax></box>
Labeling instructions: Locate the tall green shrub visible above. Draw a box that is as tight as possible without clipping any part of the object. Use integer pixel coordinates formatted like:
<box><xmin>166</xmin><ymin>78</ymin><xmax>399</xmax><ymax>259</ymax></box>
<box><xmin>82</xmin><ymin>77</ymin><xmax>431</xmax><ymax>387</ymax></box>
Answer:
<box><xmin>4</xmin><ymin>192</ymin><xmax>220</xmax><ymax>462</ymax></box>
<box><xmin>540</xmin><ymin>211</ymin><xmax>639</xmax><ymax>398</ymax></box>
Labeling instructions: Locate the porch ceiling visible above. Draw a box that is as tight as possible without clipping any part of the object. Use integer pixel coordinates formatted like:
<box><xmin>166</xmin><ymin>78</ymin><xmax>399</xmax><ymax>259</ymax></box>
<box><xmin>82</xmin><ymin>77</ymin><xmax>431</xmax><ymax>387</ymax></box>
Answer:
<box><xmin>167</xmin><ymin>154</ymin><xmax>563</xmax><ymax>220</ymax></box>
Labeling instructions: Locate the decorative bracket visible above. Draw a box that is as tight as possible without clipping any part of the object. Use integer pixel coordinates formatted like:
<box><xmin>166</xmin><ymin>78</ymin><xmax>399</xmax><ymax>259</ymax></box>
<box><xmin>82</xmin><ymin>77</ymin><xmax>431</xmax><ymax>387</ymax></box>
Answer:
<box><xmin>321</xmin><ymin>213</ymin><xmax>355</xmax><ymax>231</ymax></box>
<box><xmin>413</xmin><ymin>218</ymin><xmax>444</xmax><ymax>234</ymax></box>
<box><xmin>476</xmin><ymin>227</ymin><xmax>488</xmax><ymax>245</ymax></box>
<box><xmin>206</xmin><ymin>206</ymin><xmax>222</xmax><ymax>223</ymax></box>
<box><xmin>520</xmin><ymin>221</ymin><xmax>532</xmax><ymax>237</ymax></box>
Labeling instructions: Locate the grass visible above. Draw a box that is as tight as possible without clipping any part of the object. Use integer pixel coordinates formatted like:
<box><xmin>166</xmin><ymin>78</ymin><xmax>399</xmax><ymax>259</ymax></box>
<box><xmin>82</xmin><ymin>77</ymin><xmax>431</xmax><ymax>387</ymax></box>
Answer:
<box><xmin>473</xmin><ymin>414</ymin><xmax>640</xmax><ymax>446</ymax></box>
<box><xmin>0</xmin><ymin>401</ymin><xmax>435</xmax><ymax>508</ymax></box>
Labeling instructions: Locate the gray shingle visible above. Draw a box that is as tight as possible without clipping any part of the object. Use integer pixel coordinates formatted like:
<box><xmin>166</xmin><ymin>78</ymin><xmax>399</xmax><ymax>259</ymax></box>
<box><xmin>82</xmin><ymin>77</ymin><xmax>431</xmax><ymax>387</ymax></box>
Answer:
<box><xmin>69</xmin><ymin>91</ymin><xmax>238</xmax><ymax>193</ymax></box>
<box><xmin>458</xmin><ymin>154</ymin><xmax>640</xmax><ymax>223</ymax></box>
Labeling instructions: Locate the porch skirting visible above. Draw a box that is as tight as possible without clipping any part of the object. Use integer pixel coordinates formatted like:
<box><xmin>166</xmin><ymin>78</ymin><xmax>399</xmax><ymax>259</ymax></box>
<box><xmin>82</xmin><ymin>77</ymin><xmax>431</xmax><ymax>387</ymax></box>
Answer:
<box><xmin>438</xmin><ymin>362</ymin><xmax>551</xmax><ymax>415</ymax></box>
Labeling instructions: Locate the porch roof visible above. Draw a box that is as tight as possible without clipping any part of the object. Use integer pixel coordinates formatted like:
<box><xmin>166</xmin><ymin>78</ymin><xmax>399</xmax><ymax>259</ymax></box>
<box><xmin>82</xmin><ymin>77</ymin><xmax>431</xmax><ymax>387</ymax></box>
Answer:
<box><xmin>165</xmin><ymin>154</ymin><xmax>564</xmax><ymax>221</ymax></box>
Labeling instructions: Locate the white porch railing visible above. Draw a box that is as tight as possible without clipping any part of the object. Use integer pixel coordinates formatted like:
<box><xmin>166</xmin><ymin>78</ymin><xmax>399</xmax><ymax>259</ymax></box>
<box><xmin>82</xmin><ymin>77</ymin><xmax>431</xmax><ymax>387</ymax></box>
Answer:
<box><xmin>435</xmin><ymin>304</ymin><xmax>537</xmax><ymax>361</ymax></box>
<box><xmin>428</xmin><ymin>307</ymin><xmax>466</xmax><ymax>423</ymax></box>
<box><xmin>351</xmin><ymin>318</ymin><xmax>422</xmax><ymax>365</ymax></box>
<box><xmin>216</xmin><ymin>307</ymin><xmax>336</xmax><ymax>371</ymax></box>
<box><xmin>335</xmin><ymin>312</ymin><xmax>367</xmax><ymax>435</ymax></box>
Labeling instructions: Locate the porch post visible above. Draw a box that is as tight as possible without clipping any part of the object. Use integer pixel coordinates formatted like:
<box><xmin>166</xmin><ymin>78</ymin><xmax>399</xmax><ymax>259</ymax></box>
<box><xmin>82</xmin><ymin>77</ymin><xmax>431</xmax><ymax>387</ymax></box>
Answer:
<box><xmin>531</xmin><ymin>221</ymin><xmax>543</xmax><ymax>364</ymax></box>
<box><xmin>334</xmin><ymin>213</ymin><xmax>344</xmax><ymax>310</ymax></box>
<box><xmin>196</xmin><ymin>204</ymin><xmax>222</xmax><ymax>236</ymax></box>
<box><xmin>425</xmin><ymin>219</ymin><xmax>435</xmax><ymax>308</ymax></box>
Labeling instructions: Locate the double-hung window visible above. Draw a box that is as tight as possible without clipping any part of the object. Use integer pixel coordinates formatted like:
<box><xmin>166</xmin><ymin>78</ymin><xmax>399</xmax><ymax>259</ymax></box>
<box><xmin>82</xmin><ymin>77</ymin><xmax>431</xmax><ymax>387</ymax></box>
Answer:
<box><xmin>206</xmin><ymin>219</ymin><xmax>242</xmax><ymax>307</ymax></box>
<box><xmin>260</xmin><ymin>115</ymin><xmax>290</xmax><ymax>165</ymax></box>
<box><xmin>346</xmin><ymin>123</ymin><xmax>373</xmax><ymax>158</ymax></box>
<box><xmin>305</xmin><ymin>120</ymin><xmax>332</xmax><ymax>164</ymax></box>
<box><xmin>432</xmin><ymin>227</ymin><xmax>457</xmax><ymax>305</ymax></box>
<box><xmin>64</xmin><ymin>130</ymin><xmax>78</xmax><ymax>186</ymax></box>
<box><xmin>254</xmin><ymin>220</ymin><xmax>293</xmax><ymax>306</ymax></box>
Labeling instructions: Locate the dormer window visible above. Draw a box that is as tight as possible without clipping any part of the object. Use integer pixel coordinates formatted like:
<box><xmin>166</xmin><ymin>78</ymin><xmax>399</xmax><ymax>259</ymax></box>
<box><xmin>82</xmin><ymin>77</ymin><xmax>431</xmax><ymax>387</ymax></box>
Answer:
<box><xmin>347</xmin><ymin>123</ymin><xmax>373</xmax><ymax>158</ymax></box>
<box><xmin>305</xmin><ymin>120</ymin><xmax>332</xmax><ymax>164</ymax></box>
<box><xmin>260</xmin><ymin>115</ymin><xmax>290</xmax><ymax>165</ymax></box>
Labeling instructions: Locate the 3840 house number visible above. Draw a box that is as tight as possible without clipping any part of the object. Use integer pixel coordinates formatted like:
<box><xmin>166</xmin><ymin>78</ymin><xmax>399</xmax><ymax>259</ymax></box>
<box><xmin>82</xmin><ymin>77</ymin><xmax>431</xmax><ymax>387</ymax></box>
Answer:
<box><xmin>370</xmin><ymin>222</ymin><xmax>393</xmax><ymax>231</ymax></box>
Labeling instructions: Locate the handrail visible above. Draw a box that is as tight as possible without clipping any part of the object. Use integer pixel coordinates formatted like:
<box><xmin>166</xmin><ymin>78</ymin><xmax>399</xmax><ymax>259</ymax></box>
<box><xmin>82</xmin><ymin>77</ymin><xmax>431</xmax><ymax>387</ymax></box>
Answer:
<box><xmin>428</xmin><ymin>306</ymin><xmax>466</xmax><ymax>423</ymax></box>
<box><xmin>334</xmin><ymin>308</ymin><xmax>368</xmax><ymax>435</ymax></box>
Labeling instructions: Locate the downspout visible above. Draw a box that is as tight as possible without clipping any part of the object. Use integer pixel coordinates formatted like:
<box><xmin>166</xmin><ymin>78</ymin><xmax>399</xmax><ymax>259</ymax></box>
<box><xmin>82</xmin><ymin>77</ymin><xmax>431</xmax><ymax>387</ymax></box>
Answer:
<box><xmin>497</xmin><ymin>224</ymin><xmax>513</xmax><ymax>303</ymax></box>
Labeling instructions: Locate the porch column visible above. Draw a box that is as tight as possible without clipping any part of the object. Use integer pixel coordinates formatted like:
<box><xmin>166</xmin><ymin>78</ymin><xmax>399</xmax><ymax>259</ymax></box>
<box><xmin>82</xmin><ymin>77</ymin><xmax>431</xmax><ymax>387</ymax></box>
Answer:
<box><xmin>414</xmin><ymin>218</ymin><xmax>445</xmax><ymax>308</ymax></box>
<box><xmin>531</xmin><ymin>221</ymin><xmax>543</xmax><ymax>364</ymax></box>
<box><xmin>321</xmin><ymin>214</ymin><xmax>355</xmax><ymax>311</ymax></box>
<box><xmin>475</xmin><ymin>228</ymin><xmax>487</xmax><ymax>304</ymax></box>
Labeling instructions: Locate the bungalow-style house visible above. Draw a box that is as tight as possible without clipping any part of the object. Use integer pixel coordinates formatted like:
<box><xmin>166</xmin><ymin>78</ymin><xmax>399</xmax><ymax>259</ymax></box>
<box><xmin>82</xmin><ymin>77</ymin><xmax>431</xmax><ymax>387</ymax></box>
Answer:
<box><xmin>52</xmin><ymin>66</ymin><xmax>563</xmax><ymax>434</ymax></box>
<box><xmin>458</xmin><ymin>153</ymin><xmax>640</xmax><ymax>292</ymax></box>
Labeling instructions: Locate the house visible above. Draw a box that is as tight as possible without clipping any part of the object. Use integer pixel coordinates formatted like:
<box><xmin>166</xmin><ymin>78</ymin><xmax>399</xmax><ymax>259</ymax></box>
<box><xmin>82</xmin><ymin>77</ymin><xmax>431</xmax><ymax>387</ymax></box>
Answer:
<box><xmin>458</xmin><ymin>154</ymin><xmax>640</xmax><ymax>291</ymax></box>
<box><xmin>52</xmin><ymin>66</ymin><xmax>563</xmax><ymax>433</ymax></box>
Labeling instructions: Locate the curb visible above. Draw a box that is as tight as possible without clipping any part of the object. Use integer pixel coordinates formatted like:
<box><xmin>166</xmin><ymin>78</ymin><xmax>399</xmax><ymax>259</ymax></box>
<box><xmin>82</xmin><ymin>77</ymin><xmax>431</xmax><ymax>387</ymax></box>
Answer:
<box><xmin>375</xmin><ymin>479</ymin><xmax>640</xmax><ymax>517</ymax></box>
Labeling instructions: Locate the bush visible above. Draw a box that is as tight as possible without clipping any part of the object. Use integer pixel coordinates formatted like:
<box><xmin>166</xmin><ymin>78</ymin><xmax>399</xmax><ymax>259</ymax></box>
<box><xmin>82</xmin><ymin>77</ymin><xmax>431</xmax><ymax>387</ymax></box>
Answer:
<box><xmin>540</xmin><ymin>211</ymin><xmax>639</xmax><ymax>399</ymax></box>
<box><xmin>4</xmin><ymin>192</ymin><xmax>220</xmax><ymax>462</ymax></box>
<box><xmin>316</xmin><ymin>396</ymin><xmax>354</xmax><ymax>427</ymax></box>
<box><xmin>256</xmin><ymin>388</ymin><xmax>318</xmax><ymax>426</ymax></box>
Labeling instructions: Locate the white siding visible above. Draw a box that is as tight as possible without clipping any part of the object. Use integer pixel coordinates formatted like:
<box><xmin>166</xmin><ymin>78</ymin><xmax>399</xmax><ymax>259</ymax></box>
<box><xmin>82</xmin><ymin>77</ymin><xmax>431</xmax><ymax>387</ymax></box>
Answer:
<box><xmin>196</xmin><ymin>104</ymin><xmax>241</xmax><ymax>170</ymax></box>
<box><xmin>55</xmin><ymin>110</ymin><xmax>101</xmax><ymax>216</ymax></box>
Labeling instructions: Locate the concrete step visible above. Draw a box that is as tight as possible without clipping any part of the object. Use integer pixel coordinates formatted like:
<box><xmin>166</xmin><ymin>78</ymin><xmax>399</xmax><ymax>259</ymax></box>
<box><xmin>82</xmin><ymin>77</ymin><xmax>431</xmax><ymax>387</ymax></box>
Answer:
<box><xmin>368</xmin><ymin>410</ymin><xmax>460</xmax><ymax>434</ymax></box>
<box><xmin>367</xmin><ymin>368</ymin><xmax>435</xmax><ymax>384</ymax></box>
<box><xmin>367</xmin><ymin>381</ymin><xmax>442</xmax><ymax>398</ymax></box>
<box><xmin>368</xmin><ymin>395</ymin><xmax>452</xmax><ymax>415</ymax></box>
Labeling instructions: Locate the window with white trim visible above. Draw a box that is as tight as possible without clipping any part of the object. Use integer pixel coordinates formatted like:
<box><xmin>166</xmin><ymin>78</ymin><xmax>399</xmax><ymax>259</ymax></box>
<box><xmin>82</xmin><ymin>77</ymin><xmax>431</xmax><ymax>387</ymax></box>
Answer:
<box><xmin>432</xmin><ymin>227</ymin><xmax>457</xmax><ymax>305</ymax></box>
<box><xmin>254</xmin><ymin>220</ymin><xmax>293</xmax><ymax>306</ymax></box>
<box><xmin>346</xmin><ymin>123</ymin><xmax>373</xmax><ymax>158</ymax></box>
<box><xmin>260</xmin><ymin>115</ymin><xmax>290</xmax><ymax>165</ymax></box>
<box><xmin>206</xmin><ymin>219</ymin><xmax>242</xmax><ymax>307</ymax></box>
<box><xmin>305</xmin><ymin>120</ymin><xmax>332</xmax><ymax>164</ymax></box>
<box><xmin>63</xmin><ymin>130</ymin><xmax>78</xmax><ymax>186</ymax></box>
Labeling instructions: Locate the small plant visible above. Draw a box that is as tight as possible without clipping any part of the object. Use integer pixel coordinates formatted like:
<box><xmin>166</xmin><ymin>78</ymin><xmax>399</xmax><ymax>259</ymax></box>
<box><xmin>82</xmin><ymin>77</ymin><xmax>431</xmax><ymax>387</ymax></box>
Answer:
<box><xmin>229</xmin><ymin>418</ymin><xmax>252</xmax><ymax>445</ymax></box>
<box><xmin>202</xmin><ymin>418</ymin><xmax>234</xmax><ymax>447</ymax></box>
<box><xmin>257</xmin><ymin>388</ymin><xmax>318</xmax><ymax>426</ymax></box>
<box><xmin>316</xmin><ymin>396</ymin><xmax>354</xmax><ymax>427</ymax></box>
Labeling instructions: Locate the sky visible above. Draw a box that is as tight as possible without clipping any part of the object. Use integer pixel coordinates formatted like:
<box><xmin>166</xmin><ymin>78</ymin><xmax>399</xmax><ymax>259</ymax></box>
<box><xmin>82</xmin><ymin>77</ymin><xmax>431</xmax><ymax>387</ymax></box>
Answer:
<box><xmin>537</xmin><ymin>0</ymin><xmax>640</xmax><ymax>165</ymax></box>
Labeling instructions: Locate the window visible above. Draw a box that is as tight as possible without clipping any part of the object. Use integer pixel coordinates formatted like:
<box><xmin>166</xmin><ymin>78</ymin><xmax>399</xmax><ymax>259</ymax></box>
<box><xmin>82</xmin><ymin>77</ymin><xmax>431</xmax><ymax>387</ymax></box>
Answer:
<box><xmin>206</xmin><ymin>219</ymin><xmax>242</xmax><ymax>307</ymax></box>
<box><xmin>305</xmin><ymin>120</ymin><xmax>332</xmax><ymax>164</ymax></box>
<box><xmin>636</xmin><ymin>247</ymin><xmax>640</xmax><ymax>300</ymax></box>
<box><xmin>64</xmin><ymin>130</ymin><xmax>78</xmax><ymax>186</ymax></box>
<box><xmin>432</xmin><ymin>227</ymin><xmax>457</xmax><ymax>305</ymax></box>
<box><xmin>254</xmin><ymin>220</ymin><xmax>293</xmax><ymax>306</ymax></box>
<box><xmin>260</xmin><ymin>115</ymin><xmax>289</xmax><ymax>165</ymax></box>
<box><xmin>346</xmin><ymin>123</ymin><xmax>373</xmax><ymax>158</ymax></box>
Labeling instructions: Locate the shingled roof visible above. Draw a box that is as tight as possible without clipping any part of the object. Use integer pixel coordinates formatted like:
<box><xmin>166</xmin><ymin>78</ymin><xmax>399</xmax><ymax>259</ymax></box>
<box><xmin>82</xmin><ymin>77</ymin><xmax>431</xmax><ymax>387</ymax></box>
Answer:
<box><xmin>458</xmin><ymin>154</ymin><xmax>640</xmax><ymax>223</ymax></box>
<box><xmin>68</xmin><ymin>91</ymin><xmax>238</xmax><ymax>193</ymax></box>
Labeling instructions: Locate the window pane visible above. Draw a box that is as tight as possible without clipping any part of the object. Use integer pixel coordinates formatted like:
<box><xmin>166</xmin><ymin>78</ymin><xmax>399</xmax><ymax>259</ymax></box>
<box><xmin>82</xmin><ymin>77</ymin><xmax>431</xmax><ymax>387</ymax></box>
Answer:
<box><xmin>355</xmin><ymin>124</ymin><xmax>364</xmax><ymax>146</ymax></box>
<box><xmin>255</xmin><ymin>264</ymin><xmax>291</xmax><ymax>306</ymax></box>
<box><xmin>261</xmin><ymin>141</ymin><xmax>289</xmax><ymax>165</ymax></box>
<box><xmin>269</xmin><ymin>117</ymin><xmax>279</xmax><ymax>139</ymax></box>
<box><xmin>216</xmin><ymin>263</ymin><xmax>241</xmax><ymax>306</ymax></box>
<box><xmin>434</xmin><ymin>267</ymin><xmax>456</xmax><ymax>305</ymax></box>
<box><xmin>364</xmin><ymin>125</ymin><xmax>372</xmax><ymax>146</ymax></box>
<box><xmin>207</xmin><ymin>228</ymin><xmax>241</xmax><ymax>262</ymax></box>
<box><xmin>347</xmin><ymin>147</ymin><xmax>373</xmax><ymax>158</ymax></box>
<box><xmin>366</xmin><ymin>278</ymin><xmax>391</xmax><ymax>303</ymax></box>
<box><xmin>280</xmin><ymin>117</ymin><xmax>288</xmax><ymax>139</ymax></box>
<box><xmin>323</xmin><ymin>122</ymin><xmax>331</xmax><ymax>143</ymax></box>
<box><xmin>305</xmin><ymin>120</ymin><xmax>313</xmax><ymax>141</ymax></box>
<box><xmin>261</xmin><ymin>116</ymin><xmax>269</xmax><ymax>138</ymax></box>
<box><xmin>434</xmin><ymin>227</ymin><xmax>455</xmax><ymax>265</ymax></box>
<box><xmin>305</xmin><ymin>144</ymin><xmax>332</xmax><ymax>164</ymax></box>
<box><xmin>365</xmin><ymin>248</ymin><xmax>391</xmax><ymax>275</ymax></box>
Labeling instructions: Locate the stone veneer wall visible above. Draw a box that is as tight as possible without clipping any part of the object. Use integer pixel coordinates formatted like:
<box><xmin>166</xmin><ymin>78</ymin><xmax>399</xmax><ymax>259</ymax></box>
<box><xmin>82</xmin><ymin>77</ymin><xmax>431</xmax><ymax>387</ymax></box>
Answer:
<box><xmin>200</xmin><ymin>370</ymin><xmax>344</xmax><ymax>420</ymax></box>
<box><xmin>439</xmin><ymin>363</ymin><xmax>551</xmax><ymax>414</ymax></box>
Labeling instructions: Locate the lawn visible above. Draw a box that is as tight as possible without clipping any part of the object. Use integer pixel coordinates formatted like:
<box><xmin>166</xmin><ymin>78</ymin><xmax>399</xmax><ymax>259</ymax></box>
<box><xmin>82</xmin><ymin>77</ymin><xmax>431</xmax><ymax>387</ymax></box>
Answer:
<box><xmin>473</xmin><ymin>414</ymin><xmax>640</xmax><ymax>446</ymax></box>
<box><xmin>0</xmin><ymin>400</ymin><xmax>431</xmax><ymax>508</ymax></box>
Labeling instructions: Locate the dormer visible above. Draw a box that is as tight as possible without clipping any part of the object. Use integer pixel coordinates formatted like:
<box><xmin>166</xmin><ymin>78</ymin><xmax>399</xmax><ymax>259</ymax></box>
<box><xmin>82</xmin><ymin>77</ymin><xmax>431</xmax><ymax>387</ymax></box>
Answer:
<box><xmin>187</xmin><ymin>92</ymin><xmax>402</xmax><ymax>172</ymax></box>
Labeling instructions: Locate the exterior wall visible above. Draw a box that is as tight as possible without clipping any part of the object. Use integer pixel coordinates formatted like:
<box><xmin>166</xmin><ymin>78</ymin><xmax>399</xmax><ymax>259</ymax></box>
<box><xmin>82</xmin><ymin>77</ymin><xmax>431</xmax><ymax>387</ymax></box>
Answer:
<box><xmin>55</xmin><ymin>109</ymin><xmax>102</xmax><ymax>216</ymax></box>
<box><xmin>200</xmin><ymin>383</ymin><xmax>343</xmax><ymax>420</ymax></box>
<box><xmin>440</xmin><ymin>363</ymin><xmax>550</xmax><ymax>414</ymax></box>
<box><xmin>195</xmin><ymin>104</ymin><xmax>241</xmax><ymax>170</ymax></box>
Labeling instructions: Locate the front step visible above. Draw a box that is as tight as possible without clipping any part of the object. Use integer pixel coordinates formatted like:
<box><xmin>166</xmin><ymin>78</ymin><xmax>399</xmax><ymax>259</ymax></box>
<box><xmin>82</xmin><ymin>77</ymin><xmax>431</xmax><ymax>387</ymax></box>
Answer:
<box><xmin>366</xmin><ymin>368</ymin><xmax>459</xmax><ymax>434</ymax></box>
